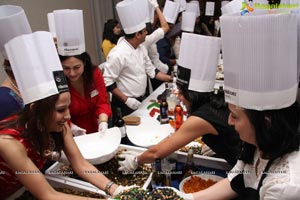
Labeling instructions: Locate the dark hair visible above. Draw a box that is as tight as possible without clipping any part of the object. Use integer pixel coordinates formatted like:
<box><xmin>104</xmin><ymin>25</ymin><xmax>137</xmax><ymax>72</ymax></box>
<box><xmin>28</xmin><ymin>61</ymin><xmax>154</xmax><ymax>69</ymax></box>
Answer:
<box><xmin>124</xmin><ymin>27</ymin><xmax>146</xmax><ymax>39</ymax></box>
<box><xmin>179</xmin><ymin>86</ymin><xmax>227</xmax><ymax>113</ymax></box>
<box><xmin>3</xmin><ymin>59</ymin><xmax>14</xmax><ymax>80</ymax></box>
<box><xmin>146</xmin><ymin>22</ymin><xmax>153</xmax><ymax>35</ymax></box>
<box><xmin>59</xmin><ymin>52</ymin><xmax>96</xmax><ymax>89</ymax></box>
<box><xmin>102</xmin><ymin>19</ymin><xmax>121</xmax><ymax>44</ymax></box>
<box><xmin>240</xmin><ymin>102</ymin><xmax>300</xmax><ymax>164</ymax></box>
<box><xmin>0</xmin><ymin>94</ymin><xmax>64</xmax><ymax>158</ymax></box>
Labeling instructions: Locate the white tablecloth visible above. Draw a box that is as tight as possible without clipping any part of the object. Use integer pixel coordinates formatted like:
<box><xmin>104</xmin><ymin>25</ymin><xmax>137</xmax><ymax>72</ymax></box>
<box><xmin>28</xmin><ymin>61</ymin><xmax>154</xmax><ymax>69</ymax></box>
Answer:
<box><xmin>126</xmin><ymin>84</ymin><xmax>174</xmax><ymax>147</ymax></box>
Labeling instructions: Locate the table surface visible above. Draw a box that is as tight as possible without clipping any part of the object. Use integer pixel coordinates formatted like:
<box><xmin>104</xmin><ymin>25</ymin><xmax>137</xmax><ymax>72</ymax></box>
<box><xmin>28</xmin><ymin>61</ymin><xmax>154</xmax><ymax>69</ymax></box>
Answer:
<box><xmin>126</xmin><ymin>80</ymin><xmax>224</xmax><ymax>148</ymax></box>
<box><xmin>126</xmin><ymin>84</ymin><xmax>174</xmax><ymax>148</ymax></box>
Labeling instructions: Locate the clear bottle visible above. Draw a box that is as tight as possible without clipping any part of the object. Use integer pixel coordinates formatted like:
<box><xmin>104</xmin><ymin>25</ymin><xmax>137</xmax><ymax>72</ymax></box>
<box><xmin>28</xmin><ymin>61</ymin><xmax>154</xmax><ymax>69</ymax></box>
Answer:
<box><xmin>151</xmin><ymin>158</ymin><xmax>167</xmax><ymax>189</ymax></box>
<box><xmin>114</xmin><ymin>107</ymin><xmax>127</xmax><ymax>144</ymax></box>
<box><xmin>166</xmin><ymin>92</ymin><xmax>176</xmax><ymax>115</ymax></box>
<box><xmin>160</xmin><ymin>98</ymin><xmax>169</xmax><ymax>124</ymax></box>
<box><xmin>181</xmin><ymin>148</ymin><xmax>195</xmax><ymax>180</ymax></box>
<box><xmin>174</xmin><ymin>98</ymin><xmax>183</xmax><ymax>130</ymax></box>
<box><xmin>164</xmin><ymin>82</ymin><xmax>171</xmax><ymax>97</ymax></box>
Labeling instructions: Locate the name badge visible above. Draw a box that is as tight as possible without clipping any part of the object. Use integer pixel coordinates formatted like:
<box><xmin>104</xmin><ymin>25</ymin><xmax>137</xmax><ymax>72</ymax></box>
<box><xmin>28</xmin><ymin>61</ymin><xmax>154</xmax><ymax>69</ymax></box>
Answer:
<box><xmin>90</xmin><ymin>89</ymin><xmax>98</xmax><ymax>98</ymax></box>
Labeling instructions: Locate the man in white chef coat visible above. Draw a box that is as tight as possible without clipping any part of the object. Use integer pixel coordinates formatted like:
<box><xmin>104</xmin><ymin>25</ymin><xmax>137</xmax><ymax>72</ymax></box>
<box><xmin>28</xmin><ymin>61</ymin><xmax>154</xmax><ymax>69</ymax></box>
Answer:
<box><xmin>103</xmin><ymin>0</ymin><xmax>172</xmax><ymax>119</ymax></box>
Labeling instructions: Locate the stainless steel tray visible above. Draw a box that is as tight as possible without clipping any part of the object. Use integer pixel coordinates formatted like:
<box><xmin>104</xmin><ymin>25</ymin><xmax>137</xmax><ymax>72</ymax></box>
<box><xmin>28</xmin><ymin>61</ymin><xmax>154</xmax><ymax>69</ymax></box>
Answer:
<box><xmin>45</xmin><ymin>144</ymin><xmax>153</xmax><ymax>194</ymax></box>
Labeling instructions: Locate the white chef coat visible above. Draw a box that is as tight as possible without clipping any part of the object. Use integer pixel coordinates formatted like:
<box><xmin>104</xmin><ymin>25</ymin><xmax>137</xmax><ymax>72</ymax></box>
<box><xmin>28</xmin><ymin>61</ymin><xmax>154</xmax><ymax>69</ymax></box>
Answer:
<box><xmin>103</xmin><ymin>37</ymin><xmax>156</xmax><ymax>97</ymax></box>
<box><xmin>228</xmin><ymin>150</ymin><xmax>300</xmax><ymax>200</ymax></box>
<box><xmin>144</xmin><ymin>28</ymin><xmax>169</xmax><ymax>73</ymax></box>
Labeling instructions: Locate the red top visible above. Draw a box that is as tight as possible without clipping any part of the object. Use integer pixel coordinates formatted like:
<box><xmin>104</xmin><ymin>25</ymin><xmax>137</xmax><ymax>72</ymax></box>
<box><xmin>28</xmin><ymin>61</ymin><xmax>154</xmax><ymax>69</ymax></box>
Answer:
<box><xmin>69</xmin><ymin>68</ymin><xmax>111</xmax><ymax>133</ymax></box>
<box><xmin>0</xmin><ymin>122</ymin><xmax>46</xmax><ymax>199</ymax></box>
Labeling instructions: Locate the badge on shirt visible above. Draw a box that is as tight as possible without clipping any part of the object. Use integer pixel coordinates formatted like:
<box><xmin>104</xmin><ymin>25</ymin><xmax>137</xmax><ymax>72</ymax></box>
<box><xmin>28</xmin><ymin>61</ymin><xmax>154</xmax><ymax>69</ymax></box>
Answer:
<box><xmin>90</xmin><ymin>89</ymin><xmax>98</xmax><ymax>98</ymax></box>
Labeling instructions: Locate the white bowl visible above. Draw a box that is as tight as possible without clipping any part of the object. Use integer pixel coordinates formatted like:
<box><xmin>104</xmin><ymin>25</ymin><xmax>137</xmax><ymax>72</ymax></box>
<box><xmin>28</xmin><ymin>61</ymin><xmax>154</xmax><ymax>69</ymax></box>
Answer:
<box><xmin>59</xmin><ymin>127</ymin><xmax>121</xmax><ymax>164</ymax></box>
<box><xmin>126</xmin><ymin>116</ymin><xmax>173</xmax><ymax>147</ymax></box>
<box><xmin>179</xmin><ymin>174</ymin><xmax>223</xmax><ymax>193</ymax></box>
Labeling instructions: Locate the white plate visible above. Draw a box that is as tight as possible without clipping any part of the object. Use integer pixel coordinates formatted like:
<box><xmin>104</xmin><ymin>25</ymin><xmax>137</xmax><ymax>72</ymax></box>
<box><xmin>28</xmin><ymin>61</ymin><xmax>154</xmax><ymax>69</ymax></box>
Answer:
<box><xmin>126</xmin><ymin>116</ymin><xmax>174</xmax><ymax>147</ymax></box>
<box><xmin>59</xmin><ymin>127</ymin><xmax>121</xmax><ymax>164</ymax></box>
<box><xmin>179</xmin><ymin>174</ymin><xmax>223</xmax><ymax>193</ymax></box>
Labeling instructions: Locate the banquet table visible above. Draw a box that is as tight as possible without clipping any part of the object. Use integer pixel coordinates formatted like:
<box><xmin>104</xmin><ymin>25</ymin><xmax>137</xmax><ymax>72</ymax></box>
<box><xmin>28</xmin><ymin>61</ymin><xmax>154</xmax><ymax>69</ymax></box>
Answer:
<box><xmin>125</xmin><ymin>82</ymin><xmax>231</xmax><ymax>171</ymax></box>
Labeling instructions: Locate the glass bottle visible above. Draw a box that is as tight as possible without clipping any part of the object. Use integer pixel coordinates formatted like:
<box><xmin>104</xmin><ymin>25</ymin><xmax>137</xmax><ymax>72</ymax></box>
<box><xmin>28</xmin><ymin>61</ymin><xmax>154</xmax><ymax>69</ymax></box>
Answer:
<box><xmin>151</xmin><ymin>158</ymin><xmax>167</xmax><ymax>189</ymax></box>
<box><xmin>160</xmin><ymin>98</ymin><xmax>169</xmax><ymax>124</ymax></box>
<box><xmin>166</xmin><ymin>91</ymin><xmax>176</xmax><ymax>116</ymax></box>
<box><xmin>164</xmin><ymin>82</ymin><xmax>171</xmax><ymax>98</ymax></box>
<box><xmin>181</xmin><ymin>148</ymin><xmax>195</xmax><ymax>180</ymax></box>
<box><xmin>114</xmin><ymin>107</ymin><xmax>127</xmax><ymax>144</ymax></box>
<box><xmin>174</xmin><ymin>98</ymin><xmax>183</xmax><ymax>130</ymax></box>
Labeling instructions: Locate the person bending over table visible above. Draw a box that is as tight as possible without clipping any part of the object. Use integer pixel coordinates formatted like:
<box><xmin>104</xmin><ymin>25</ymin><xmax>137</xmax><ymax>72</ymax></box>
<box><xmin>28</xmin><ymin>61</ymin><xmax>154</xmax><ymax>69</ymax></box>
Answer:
<box><xmin>0</xmin><ymin>32</ymin><xmax>131</xmax><ymax>199</ymax></box>
<box><xmin>59</xmin><ymin>52</ymin><xmax>112</xmax><ymax>134</ymax></box>
<box><xmin>186</xmin><ymin>13</ymin><xmax>300</xmax><ymax>200</ymax></box>
<box><xmin>118</xmin><ymin>86</ymin><xmax>242</xmax><ymax>171</ymax></box>
<box><xmin>117</xmin><ymin>33</ymin><xmax>242</xmax><ymax>172</ymax></box>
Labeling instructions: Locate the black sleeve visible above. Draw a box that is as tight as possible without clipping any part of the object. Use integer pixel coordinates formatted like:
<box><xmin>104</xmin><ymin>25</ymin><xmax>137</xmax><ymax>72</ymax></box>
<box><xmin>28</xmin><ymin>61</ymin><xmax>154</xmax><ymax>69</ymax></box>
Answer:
<box><xmin>106</xmin><ymin>82</ymin><xmax>117</xmax><ymax>92</ymax></box>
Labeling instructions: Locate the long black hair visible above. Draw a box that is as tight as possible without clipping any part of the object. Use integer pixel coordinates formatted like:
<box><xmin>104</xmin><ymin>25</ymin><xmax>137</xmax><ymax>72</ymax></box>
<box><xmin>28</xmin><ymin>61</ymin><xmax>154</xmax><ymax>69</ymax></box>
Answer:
<box><xmin>0</xmin><ymin>94</ymin><xmax>64</xmax><ymax>158</ymax></box>
<box><xmin>179</xmin><ymin>86</ymin><xmax>227</xmax><ymax>113</ymax></box>
<box><xmin>102</xmin><ymin>19</ymin><xmax>121</xmax><ymax>44</ymax></box>
<box><xmin>239</xmin><ymin>102</ymin><xmax>300</xmax><ymax>164</ymax></box>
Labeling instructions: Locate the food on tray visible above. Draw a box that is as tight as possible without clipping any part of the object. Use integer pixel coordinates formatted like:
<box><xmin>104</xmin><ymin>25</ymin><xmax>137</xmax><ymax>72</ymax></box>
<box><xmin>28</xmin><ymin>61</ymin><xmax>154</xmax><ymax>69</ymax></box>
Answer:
<box><xmin>114</xmin><ymin>187</ymin><xmax>184</xmax><ymax>200</ymax></box>
<box><xmin>180</xmin><ymin>145</ymin><xmax>202</xmax><ymax>155</ymax></box>
<box><xmin>150</xmin><ymin>187</ymin><xmax>183</xmax><ymax>200</ymax></box>
<box><xmin>182</xmin><ymin>175</ymin><xmax>218</xmax><ymax>193</ymax></box>
<box><xmin>55</xmin><ymin>188</ymin><xmax>105</xmax><ymax>198</ymax></box>
<box><xmin>179</xmin><ymin>137</ymin><xmax>204</xmax><ymax>155</ymax></box>
<box><xmin>57</xmin><ymin>149</ymin><xmax>152</xmax><ymax>187</ymax></box>
<box><xmin>113</xmin><ymin>187</ymin><xmax>148</xmax><ymax>200</ymax></box>
<box><xmin>123</xmin><ymin>115</ymin><xmax>141</xmax><ymax>125</ymax></box>
<box><xmin>15</xmin><ymin>188</ymin><xmax>105</xmax><ymax>199</ymax></box>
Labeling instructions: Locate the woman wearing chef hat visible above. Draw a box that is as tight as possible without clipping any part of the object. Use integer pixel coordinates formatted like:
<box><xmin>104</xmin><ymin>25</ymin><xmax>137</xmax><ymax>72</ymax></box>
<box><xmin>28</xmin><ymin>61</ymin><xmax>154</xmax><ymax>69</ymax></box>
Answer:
<box><xmin>53</xmin><ymin>9</ymin><xmax>112</xmax><ymax>135</ymax></box>
<box><xmin>0</xmin><ymin>31</ymin><xmax>132</xmax><ymax>199</ymax></box>
<box><xmin>118</xmin><ymin>33</ymin><xmax>242</xmax><ymax>173</ymax></box>
<box><xmin>0</xmin><ymin>5</ymin><xmax>31</xmax><ymax>120</ymax></box>
<box><xmin>187</xmin><ymin>10</ymin><xmax>300</xmax><ymax>200</ymax></box>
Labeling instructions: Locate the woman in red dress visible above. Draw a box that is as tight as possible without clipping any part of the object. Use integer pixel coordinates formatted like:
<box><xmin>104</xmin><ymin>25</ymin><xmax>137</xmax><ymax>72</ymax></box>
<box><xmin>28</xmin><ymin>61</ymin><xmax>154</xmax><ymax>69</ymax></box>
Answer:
<box><xmin>60</xmin><ymin>52</ymin><xmax>112</xmax><ymax>134</ymax></box>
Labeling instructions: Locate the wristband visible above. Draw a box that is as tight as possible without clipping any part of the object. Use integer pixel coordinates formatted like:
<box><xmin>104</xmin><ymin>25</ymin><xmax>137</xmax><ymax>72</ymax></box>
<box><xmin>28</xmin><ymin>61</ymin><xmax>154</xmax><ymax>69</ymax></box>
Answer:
<box><xmin>105</xmin><ymin>181</ymin><xmax>115</xmax><ymax>195</ymax></box>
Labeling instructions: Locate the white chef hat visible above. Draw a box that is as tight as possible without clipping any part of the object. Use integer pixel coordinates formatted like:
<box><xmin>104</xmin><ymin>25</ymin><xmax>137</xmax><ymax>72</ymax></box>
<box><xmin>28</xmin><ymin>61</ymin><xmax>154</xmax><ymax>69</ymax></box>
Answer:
<box><xmin>163</xmin><ymin>0</ymin><xmax>180</xmax><ymax>24</ymax></box>
<box><xmin>177</xmin><ymin>33</ymin><xmax>221</xmax><ymax>92</ymax></box>
<box><xmin>181</xmin><ymin>11</ymin><xmax>197</xmax><ymax>32</ymax></box>
<box><xmin>53</xmin><ymin>9</ymin><xmax>85</xmax><ymax>56</ymax></box>
<box><xmin>4</xmin><ymin>31</ymin><xmax>68</xmax><ymax>105</ymax></box>
<box><xmin>221</xmin><ymin>11</ymin><xmax>298</xmax><ymax>110</ymax></box>
<box><xmin>0</xmin><ymin>5</ymin><xmax>32</xmax><ymax>59</ymax></box>
<box><xmin>221</xmin><ymin>1</ymin><xmax>230</xmax><ymax>8</ymax></box>
<box><xmin>139</xmin><ymin>0</ymin><xmax>155</xmax><ymax>23</ymax></box>
<box><xmin>289</xmin><ymin>8</ymin><xmax>300</xmax><ymax>86</ymax></box>
<box><xmin>221</xmin><ymin>0</ymin><xmax>244</xmax><ymax>15</ymax></box>
<box><xmin>174</xmin><ymin>0</ymin><xmax>187</xmax><ymax>13</ymax></box>
<box><xmin>47</xmin><ymin>12</ymin><xmax>56</xmax><ymax>38</ymax></box>
<box><xmin>116</xmin><ymin>0</ymin><xmax>146</xmax><ymax>34</ymax></box>
<box><xmin>186</xmin><ymin>1</ymin><xmax>200</xmax><ymax>17</ymax></box>
<box><xmin>297</xmin><ymin>10</ymin><xmax>300</xmax><ymax>82</ymax></box>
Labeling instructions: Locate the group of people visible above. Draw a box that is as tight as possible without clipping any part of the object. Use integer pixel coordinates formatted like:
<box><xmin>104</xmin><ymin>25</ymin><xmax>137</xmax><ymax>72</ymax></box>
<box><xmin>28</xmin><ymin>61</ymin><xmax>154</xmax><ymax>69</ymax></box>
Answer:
<box><xmin>0</xmin><ymin>0</ymin><xmax>300</xmax><ymax>200</ymax></box>
<box><xmin>0</xmin><ymin>4</ymin><xmax>131</xmax><ymax>200</ymax></box>
<box><xmin>116</xmin><ymin>1</ymin><xmax>300</xmax><ymax>200</ymax></box>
